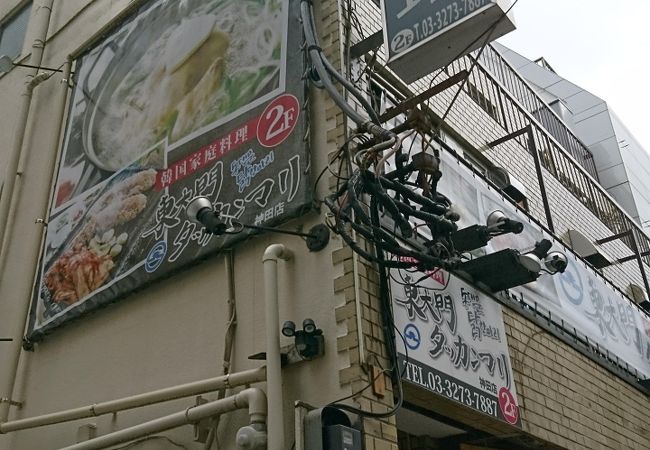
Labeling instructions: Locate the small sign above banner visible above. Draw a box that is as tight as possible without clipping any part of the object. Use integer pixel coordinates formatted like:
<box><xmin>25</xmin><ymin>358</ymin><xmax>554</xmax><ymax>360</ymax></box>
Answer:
<box><xmin>381</xmin><ymin>0</ymin><xmax>516</xmax><ymax>83</ymax></box>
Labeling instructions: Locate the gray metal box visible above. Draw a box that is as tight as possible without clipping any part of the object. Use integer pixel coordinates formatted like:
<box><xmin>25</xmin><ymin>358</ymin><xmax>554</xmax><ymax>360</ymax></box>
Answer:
<box><xmin>324</xmin><ymin>424</ymin><xmax>362</xmax><ymax>450</ymax></box>
<box><xmin>381</xmin><ymin>0</ymin><xmax>516</xmax><ymax>83</ymax></box>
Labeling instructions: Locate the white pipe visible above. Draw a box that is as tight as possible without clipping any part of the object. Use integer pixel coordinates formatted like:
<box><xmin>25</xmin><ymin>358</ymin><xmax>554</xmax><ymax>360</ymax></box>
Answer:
<box><xmin>0</xmin><ymin>367</ymin><xmax>265</xmax><ymax>434</ymax></box>
<box><xmin>263</xmin><ymin>244</ymin><xmax>292</xmax><ymax>450</ymax></box>
<box><xmin>0</xmin><ymin>0</ymin><xmax>54</xmax><ymax>259</ymax></box>
<box><xmin>0</xmin><ymin>0</ymin><xmax>56</xmax><ymax>424</ymax></box>
<box><xmin>59</xmin><ymin>388</ymin><xmax>267</xmax><ymax>450</ymax></box>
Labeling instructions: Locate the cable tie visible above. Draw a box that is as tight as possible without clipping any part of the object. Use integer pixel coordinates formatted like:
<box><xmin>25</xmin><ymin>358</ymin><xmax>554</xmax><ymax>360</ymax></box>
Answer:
<box><xmin>307</xmin><ymin>44</ymin><xmax>322</xmax><ymax>53</ymax></box>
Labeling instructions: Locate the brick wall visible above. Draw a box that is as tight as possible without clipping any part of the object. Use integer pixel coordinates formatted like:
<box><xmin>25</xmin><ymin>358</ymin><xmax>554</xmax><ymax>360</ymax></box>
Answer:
<box><xmin>321</xmin><ymin>1</ymin><xmax>650</xmax><ymax>449</ymax></box>
<box><xmin>504</xmin><ymin>308</ymin><xmax>650</xmax><ymax>450</ymax></box>
<box><xmin>316</xmin><ymin>0</ymin><xmax>400</xmax><ymax>449</ymax></box>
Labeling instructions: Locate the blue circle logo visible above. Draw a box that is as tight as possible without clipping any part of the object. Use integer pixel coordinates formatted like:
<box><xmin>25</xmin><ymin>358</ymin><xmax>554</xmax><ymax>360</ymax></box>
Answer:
<box><xmin>559</xmin><ymin>260</ymin><xmax>584</xmax><ymax>305</ymax></box>
<box><xmin>145</xmin><ymin>241</ymin><xmax>167</xmax><ymax>273</ymax></box>
<box><xmin>404</xmin><ymin>324</ymin><xmax>421</xmax><ymax>350</ymax></box>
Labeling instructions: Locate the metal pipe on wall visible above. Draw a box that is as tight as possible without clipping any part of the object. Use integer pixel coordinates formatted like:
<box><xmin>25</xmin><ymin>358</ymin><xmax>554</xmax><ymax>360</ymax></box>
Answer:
<box><xmin>0</xmin><ymin>367</ymin><xmax>266</xmax><ymax>434</ymax></box>
<box><xmin>59</xmin><ymin>388</ymin><xmax>267</xmax><ymax>450</ymax></box>
<box><xmin>0</xmin><ymin>0</ymin><xmax>57</xmax><ymax>424</ymax></box>
<box><xmin>263</xmin><ymin>244</ymin><xmax>292</xmax><ymax>450</ymax></box>
<box><xmin>0</xmin><ymin>0</ymin><xmax>54</xmax><ymax>262</ymax></box>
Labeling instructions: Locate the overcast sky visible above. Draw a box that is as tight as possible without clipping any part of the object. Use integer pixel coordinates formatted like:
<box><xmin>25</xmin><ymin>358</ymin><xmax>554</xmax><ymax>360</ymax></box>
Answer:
<box><xmin>496</xmin><ymin>0</ymin><xmax>650</xmax><ymax>152</ymax></box>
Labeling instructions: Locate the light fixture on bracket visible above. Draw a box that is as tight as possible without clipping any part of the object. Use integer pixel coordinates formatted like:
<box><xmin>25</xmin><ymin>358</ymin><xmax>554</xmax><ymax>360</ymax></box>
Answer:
<box><xmin>0</xmin><ymin>54</ymin><xmax>63</xmax><ymax>74</ymax></box>
<box><xmin>450</xmin><ymin>210</ymin><xmax>524</xmax><ymax>253</ymax></box>
<box><xmin>249</xmin><ymin>318</ymin><xmax>325</xmax><ymax>365</ymax></box>
<box><xmin>457</xmin><ymin>239</ymin><xmax>566</xmax><ymax>292</ymax></box>
<box><xmin>281</xmin><ymin>318</ymin><xmax>324</xmax><ymax>360</ymax></box>
<box><xmin>186</xmin><ymin>196</ymin><xmax>330</xmax><ymax>252</ymax></box>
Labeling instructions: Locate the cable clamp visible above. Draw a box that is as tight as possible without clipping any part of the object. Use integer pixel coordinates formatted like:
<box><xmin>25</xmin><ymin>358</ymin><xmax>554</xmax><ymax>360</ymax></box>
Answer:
<box><xmin>0</xmin><ymin>398</ymin><xmax>22</xmax><ymax>408</ymax></box>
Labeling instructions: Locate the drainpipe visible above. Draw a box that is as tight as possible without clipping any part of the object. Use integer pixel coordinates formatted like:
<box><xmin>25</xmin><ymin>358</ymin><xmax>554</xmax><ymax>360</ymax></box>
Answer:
<box><xmin>0</xmin><ymin>0</ymin><xmax>54</xmax><ymax>260</ymax></box>
<box><xmin>0</xmin><ymin>0</ymin><xmax>55</xmax><ymax>422</ymax></box>
<box><xmin>59</xmin><ymin>388</ymin><xmax>267</xmax><ymax>450</ymax></box>
<box><xmin>263</xmin><ymin>244</ymin><xmax>292</xmax><ymax>450</ymax></box>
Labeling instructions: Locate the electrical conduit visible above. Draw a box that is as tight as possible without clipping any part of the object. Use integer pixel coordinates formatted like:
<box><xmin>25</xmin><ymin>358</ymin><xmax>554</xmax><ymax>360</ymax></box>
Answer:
<box><xmin>59</xmin><ymin>388</ymin><xmax>267</xmax><ymax>450</ymax></box>
<box><xmin>263</xmin><ymin>244</ymin><xmax>292</xmax><ymax>450</ymax></box>
<box><xmin>0</xmin><ymin>367</ymin><xmax>265</xmax><ymax>434</ymax></box>
<box><xmin>0</xmin><ymin>0</ymin><xmax>56</xmax><ymax>425</ymax></box>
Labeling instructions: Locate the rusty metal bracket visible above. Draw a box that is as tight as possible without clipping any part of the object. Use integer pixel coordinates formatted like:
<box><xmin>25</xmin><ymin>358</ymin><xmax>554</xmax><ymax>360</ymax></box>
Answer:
<box><xmin>379</xmin><ymin>70</ymin><xmax>469</xmax><ymax>124</ymax></box>
<box><xmin>349</xmin><ymin>30</ymin><xmax>384</xmax><ymax>59</ymax></box>
<box><xmin>193</xmin><ymin>396</ymin><xmax>212</xmax><ymax>443</ymax></box>
<box><xmin>0</xmin><ymin>398</ymin><xmax>23</xmax><ymax>408</ymax></box>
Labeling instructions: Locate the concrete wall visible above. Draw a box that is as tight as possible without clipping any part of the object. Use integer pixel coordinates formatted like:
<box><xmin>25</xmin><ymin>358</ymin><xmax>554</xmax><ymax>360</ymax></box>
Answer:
<box><xmin>0</xmin><ymin>0</ymin><xmax>359</xmax><ymax>448</ymax></box>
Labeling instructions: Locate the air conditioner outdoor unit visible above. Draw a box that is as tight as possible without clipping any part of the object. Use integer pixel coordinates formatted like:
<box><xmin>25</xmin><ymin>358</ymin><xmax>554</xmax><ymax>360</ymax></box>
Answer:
<box><xmin>627</xmin><ymin>284</ymin><xmax>649</xmax><ymax>310</ymax></box>
<box><xmin>563</xmin><ymin>229</ymin><xmax>613</xmax><ymax>269</ymax></box>
<box><xmin>487</xmin><ymin>166</ymin><xmax>527</xmax><ymax>205</ymax></box>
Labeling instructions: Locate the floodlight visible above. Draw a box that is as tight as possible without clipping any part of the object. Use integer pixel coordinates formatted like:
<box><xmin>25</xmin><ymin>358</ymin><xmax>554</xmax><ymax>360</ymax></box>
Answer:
<box><xmin>186</xmin><ymin>196</ymin><xmax>330</xmax><ymax>251</ymax></box>
<box><xmin>543</xmin><ymin>251</ymin><xmax>568</xmax><ymax>274</ymax></box>
<box><xmin>518</xmin><ymin>253</ymin><xmax>542</xmax><ymax>273</ymax></box>
<box><xmin>303</xmin><ymin>318</ymin><xmax>316</xmax><ymax>334</ymax></box>
<box><xmin>186</xmin><ymin>196</ymin><xmax>228</xmax><ymax>235</ymax></box>
<box><xmin>486</xmin><ymin>210</ymin><xmax>523</xmax><ymax>234</ymax></box>
<box><xmin>457</xmin><ymin>249</ymin><xmax>541</xmax><ymax>292</ymax></box>
<box><xmin>282</xmin><ymin>321</ymin><xmax>296</xmax><ymax>337</ymax></box>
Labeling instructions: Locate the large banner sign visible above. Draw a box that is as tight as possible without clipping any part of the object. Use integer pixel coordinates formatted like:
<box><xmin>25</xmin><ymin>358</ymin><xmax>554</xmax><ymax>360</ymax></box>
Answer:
<box><xmin>392</xmin><ymin>265</ymin><xmax>522</xmax><ymax>427</ymax></box>
<box><xmin>434</xmin><ymin>151</ymin><xmax>650</xmax><ymax>378</ymax></box>
<box><xmin>28</xmin><ymin>0</ymin><xmax>308</xmax><ymax>340</ymax></box>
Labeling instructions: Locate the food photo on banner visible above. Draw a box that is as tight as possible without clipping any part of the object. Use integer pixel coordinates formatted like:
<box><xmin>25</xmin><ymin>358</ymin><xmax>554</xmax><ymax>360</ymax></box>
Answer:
<box><xmin>27</xmin><ymin>0</ymin><xmax>310</xmax><ymax>341</ymax></box>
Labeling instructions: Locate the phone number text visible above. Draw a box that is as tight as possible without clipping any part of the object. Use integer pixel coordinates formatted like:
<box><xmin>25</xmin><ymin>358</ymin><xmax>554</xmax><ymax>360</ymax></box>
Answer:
<box><xmin>403</xmin><ymin>359</ymin><xmax>498</xmax><ymax>417</ymax></box>
<box><xmin>412</xmin><ymin>0</ymin><xmax>489</xmax><ymax>42</ymax></box>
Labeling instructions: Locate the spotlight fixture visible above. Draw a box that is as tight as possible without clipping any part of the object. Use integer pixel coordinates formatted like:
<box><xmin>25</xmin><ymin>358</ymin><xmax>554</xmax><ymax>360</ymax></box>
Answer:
<box><xmin>186</xmin><ymin>197</ymin><xmax>229</xmax><ymax>235</ymax></box>
<box><xmin>302</xmin><ymin>318</ymin><xmax>317</xmax><ymax>334</ymax></box>
<box><xmin>457</xmin><ymin>239</ymin><xmax>567</xmax><ymax>292</ymax></box>
<box><xmin>543</xmin><ymin>251</ymin><xmax>568</xmax><ymax>274</ymax></box>
<box><xmin>281</xmin><ymin>318</ymin><xmax>324</xmax><ymax>360</ymax></box>
<box><xmin>282</xmin><ymin>321</ymin><xmax>296</xmax><ymax>337</ymax></box>
<box><xmin>486</xmin><ymin>210</ymin><xmax>524</xmax><ymax>234</ymax></box>
<box><xmin>186</xmin><ymin>196</ymin><xmax>330</xmax><ymax>251</ymax></box>
<box><xmin>450</xmin><ymin>210</ymin><xmax>524</xmax><ymax>253</ymax></box>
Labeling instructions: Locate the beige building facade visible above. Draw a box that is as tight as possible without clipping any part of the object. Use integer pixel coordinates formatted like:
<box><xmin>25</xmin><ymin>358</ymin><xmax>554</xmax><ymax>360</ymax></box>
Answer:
<box><xmin>0</xmin><ymin>1</ymin><xmax>649</xmax><ymax>449</ymax></box>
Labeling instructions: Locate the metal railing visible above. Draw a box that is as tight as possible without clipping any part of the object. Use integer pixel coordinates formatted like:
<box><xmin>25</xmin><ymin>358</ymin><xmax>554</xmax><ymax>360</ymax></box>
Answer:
<box><xmin>476</xmin><ymin>44</ymin><xmax>599</xmax><ymax>181</ymax></box>
<box><xmin>435</xmin><ymin>45</ymin><xmax>650</xmax><ymax>292</ymax></box>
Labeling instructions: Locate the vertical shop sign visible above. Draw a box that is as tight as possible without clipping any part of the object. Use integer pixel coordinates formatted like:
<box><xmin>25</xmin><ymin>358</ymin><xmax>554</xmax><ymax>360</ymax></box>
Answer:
<box><xmin>391</xmin><ymin>265</ymin><xmax>522</xmax><ymax>427</ymax></box>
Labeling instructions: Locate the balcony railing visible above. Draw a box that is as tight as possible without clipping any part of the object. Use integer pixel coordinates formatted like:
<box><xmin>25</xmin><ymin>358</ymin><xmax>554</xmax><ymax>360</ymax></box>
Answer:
<box><xmin>476</xmin><ymin>44</ymin><xmax>599</xmax><ymax>181</ymax></box>
<box><xmin>435</xmin><ymin>44</ymin><xmax>650</xmax><ymax>294</ymax></box>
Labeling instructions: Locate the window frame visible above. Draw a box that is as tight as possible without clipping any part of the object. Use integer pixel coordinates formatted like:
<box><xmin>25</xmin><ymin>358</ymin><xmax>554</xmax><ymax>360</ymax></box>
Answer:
<box><xmin>0</xmin><ymin>1</ymin><xmax>32</xmax><ymax>64</ymax></box>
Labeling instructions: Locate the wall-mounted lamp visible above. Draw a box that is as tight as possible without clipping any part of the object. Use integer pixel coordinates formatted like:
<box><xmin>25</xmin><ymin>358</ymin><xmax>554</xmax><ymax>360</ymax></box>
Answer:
<box><xmin>457</xmin><ymin>238</ymin><xmax>566</xmax><ymax>292</ymax></box>
<box><xmin>0</xmin><ymin>54</ymin><xmax>63</xmax><ymax>74</ymax></box>
<box><xmin>282</xmin><ymin>318</ymin><xmax>324</xmax><ymax>359</ymax></box>
<box><xmin>450</xmin><ymin>210</ymin><xmax>524</xmax><ymax>253</ymax></box>
<box><xmin>186</xmin><ymin>196</ymin><xmax>330</xmax><ymax>252</ymax></box>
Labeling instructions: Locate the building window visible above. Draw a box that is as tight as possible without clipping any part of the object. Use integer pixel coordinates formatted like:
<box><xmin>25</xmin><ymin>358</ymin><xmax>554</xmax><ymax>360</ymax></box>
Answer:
<box><xmin>465</xmin><ymin>82</ymin><xmax>500</xmax><ymax>123</ymax></box>
<box><xmin>0</xmin><ymin>3</ymin><xmax>31</xmax><ymax>62</ymax></box>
